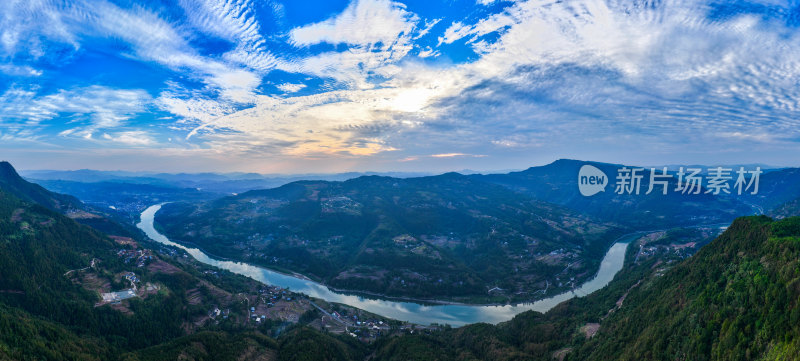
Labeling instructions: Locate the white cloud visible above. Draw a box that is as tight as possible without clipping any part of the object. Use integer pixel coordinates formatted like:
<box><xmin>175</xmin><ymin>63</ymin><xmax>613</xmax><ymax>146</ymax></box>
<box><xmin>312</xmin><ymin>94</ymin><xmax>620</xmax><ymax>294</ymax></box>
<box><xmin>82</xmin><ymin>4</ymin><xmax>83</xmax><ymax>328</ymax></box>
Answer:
<box><xmin>181</xmin><ymin>0</ymin><xmax>265</xmax><ymax>46</ymax></box>
<box><xmin>183</xmin><ymin>84</ymin><xmax>448</xmax><ymax>156</ymax></box>
<box><xmin>289</xmin><ymin>0</ymin><xmax>418</xmax><ymax>46</ymax></box>
<box><xmin>102</xmin><ymin>131</ymin><xmax>156</xmax><ymax>146</ymax></box>
<box><xmin>430</xmin><ymin>153</ymin><xmax>485</xmax><ymax>158</ymax></box>
<box><xmin>438</xmin><ymin>21</ymin><xmax>471</xmax><ymax>44</ymax></box>
<box><xmin>162</xmin><ymin>0</ymin><xmax>800</xmax><ymax>162</ymax></box>
<box><xmin>156</xmin><ymin>93</ymin><xmax>234</xmax><ymax>126</ymax></box>
<box><xmin>281</xmin><ymin>47</ymin><xmax>412</xmax><ymax>88</ymax></box>
<box><xmin>0</xmin><ymin>64</ymin><xmax>42</xmax><ymax>77</ymax></box>
<box><xmin>5</xmin><ymin>0</ymin><xmax>800</xmax><ymax>168</ymax></box>
<box><xmin>414</xmin><ymin>18</ymin><xmax>441</xmax><ymax>40</ymax></box>
<box><xmin>425</xmin><ymin>0</ymin><xmax>800</xmax><ymax>151</ymax></box>
<box><xmin>280</xmin><ymin>0</ymin><xmax>427</xmax><ymax>88</ymax></box>
<box><xmin>438</xmin><ymin>9</ymin><xmax>515</xmax><ymax>45</ymax></box>
<box><xmin>0</xmin><ymin>0</ymin><xmax>80</xmax><ymax>59</ymax></box>
<box><xmin>716</xmin><ymin>132</ymin><xmax>774</xmax><ymax>143</ymax></box>
<box><xmin>276</xmin><ymin>83</ymin><xmax>307</xmax><ymax>93</ymax></box>
<box><xmin>417</xmin><ymin>47</ymin><xmax>440</xmax><ymax>58</ymax></box>
<box><xmin>86</xmin><ymin>2</ymin><xmax>264</xmax><ymax>102</ymax></box>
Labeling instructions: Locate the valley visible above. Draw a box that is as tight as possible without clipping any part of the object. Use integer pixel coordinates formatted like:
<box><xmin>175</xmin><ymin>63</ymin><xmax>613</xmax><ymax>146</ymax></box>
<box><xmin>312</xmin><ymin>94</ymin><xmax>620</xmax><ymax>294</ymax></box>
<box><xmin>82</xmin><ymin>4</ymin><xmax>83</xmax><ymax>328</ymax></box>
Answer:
<box><xmin>5</xmin><ymin>159</ymin><xmax>800</xmax><ymax>360</ymax></box>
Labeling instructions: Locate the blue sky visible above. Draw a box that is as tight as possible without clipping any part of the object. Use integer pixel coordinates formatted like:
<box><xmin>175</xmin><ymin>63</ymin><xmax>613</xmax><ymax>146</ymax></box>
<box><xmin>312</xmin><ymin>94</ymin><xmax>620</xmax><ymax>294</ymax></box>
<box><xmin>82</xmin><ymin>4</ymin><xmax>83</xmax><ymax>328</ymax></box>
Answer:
<box><xmin>1</xmin><ymin>0</ymin><xmax>800</xmax><ymax>173</ymax></box>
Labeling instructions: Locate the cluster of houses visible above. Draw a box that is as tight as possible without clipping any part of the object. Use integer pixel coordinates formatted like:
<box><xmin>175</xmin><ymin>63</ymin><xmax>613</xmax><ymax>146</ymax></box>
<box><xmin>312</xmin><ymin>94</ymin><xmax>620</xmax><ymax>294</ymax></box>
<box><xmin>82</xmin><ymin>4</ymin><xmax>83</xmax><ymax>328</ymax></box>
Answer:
<box><xmin>156</xmin><ymin>246</ymin><xmax>182</xmax><ymax>258</ymax></box>
<box><xmin>209</xmin><ymin>306</ymin><xmax>230</xmax><ymax>320</ymax></box>
<box><xmin>638</xmin><ymin>243</ymin><xmax>696</xmax><ymax>261</ymax></box>
<box><xmin>321</xmin><ymin>196</ymin><xmax>359</xmax><ymax>213</ymax></box>
<box><xmin>259</xmin><ymin>286</ymin><xmax>291</xmax><ymax>305</ymax></box>
<box><xmin>95</xmin><ymin>272</ymin><xmax>151</xmax><ymax>306</ymax></box>
<box><xmin>249</xmin><ymin>307</ymin><xmax>268</xmax><ymax>323</ymax></box>
<box><xmin>98</xmin><ymin>273</ymin><xmax>139</xmax><ymax>306</ymax></box>
<box><xmin>203</xmin><ymin>270</ymin><xmax>219</xmax><ymax>277</ymax></box>
<box><xmin>123</xmin><ymin>272</ymin><xmax>140</xmax><ymax>290</ymax></box>
<box><xmin>117</xmin><ymin>249</ymin><xmax>153</xmax><ymax>267</ymax></box>
<box><xmin>329</xmin><ymin>311</ymin><xmax>388</xmax><ymax>331</ymax></box>
<box><xmin>238</xmin><ymin>286</ymin><xmax>299</xmax><ymax>324</ymax></box>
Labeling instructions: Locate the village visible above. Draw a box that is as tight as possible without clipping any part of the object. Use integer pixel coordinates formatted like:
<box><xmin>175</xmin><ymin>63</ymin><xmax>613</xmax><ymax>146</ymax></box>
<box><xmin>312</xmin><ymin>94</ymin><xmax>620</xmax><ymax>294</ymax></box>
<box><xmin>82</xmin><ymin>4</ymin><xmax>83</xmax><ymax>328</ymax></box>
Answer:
<box><xmin>202</xmin><ymin>281</ymin><xmax>429</xmax><ymax>341</ymax></box>
<box><xmin>66</xmin><ymin>233</ymin><xmax>434</xmax><ymax>342</ymax></box>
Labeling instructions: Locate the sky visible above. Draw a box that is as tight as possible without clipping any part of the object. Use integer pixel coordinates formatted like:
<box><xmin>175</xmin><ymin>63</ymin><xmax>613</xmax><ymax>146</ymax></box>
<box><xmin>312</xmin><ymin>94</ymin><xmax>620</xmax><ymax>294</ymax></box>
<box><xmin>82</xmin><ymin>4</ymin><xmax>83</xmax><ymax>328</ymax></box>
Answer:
<box><xmin>1</xmin><ymin>0</ymin><xmax>800</xmax><ymax>173</ymax></box>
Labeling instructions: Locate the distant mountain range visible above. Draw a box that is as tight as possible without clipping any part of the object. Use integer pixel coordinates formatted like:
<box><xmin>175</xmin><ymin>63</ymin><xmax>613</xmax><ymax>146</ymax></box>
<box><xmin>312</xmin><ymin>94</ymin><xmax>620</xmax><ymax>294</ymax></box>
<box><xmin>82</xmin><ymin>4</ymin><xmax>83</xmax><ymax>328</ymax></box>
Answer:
<box><xmin>26</xmin><ymin>159</ymin><xmax>800</xmax><ymax>229</ymax></box>
<box><xmin>474</xmin><ymin>159</ymin><xmax>756</xmax><ymax>228</ymax></box>
<box><xmin>21</xmin><ymin>168</ymin><xmax>435</xmax><ymax>194</ymax></box>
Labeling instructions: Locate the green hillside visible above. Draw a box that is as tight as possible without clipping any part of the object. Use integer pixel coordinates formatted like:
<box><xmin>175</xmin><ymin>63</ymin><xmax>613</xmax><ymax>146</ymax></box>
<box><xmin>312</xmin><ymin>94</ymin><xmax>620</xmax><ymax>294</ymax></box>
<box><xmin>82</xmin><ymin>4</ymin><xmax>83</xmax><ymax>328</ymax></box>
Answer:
<box><xmin>0</xmin><ymin>162</ymin><xmax>365</xmax><ymax>360</ymax></box>
<box><xmin>572</xmin><ymin>216</ymin><xmax>800</xmax><ymax>360</ymax></box>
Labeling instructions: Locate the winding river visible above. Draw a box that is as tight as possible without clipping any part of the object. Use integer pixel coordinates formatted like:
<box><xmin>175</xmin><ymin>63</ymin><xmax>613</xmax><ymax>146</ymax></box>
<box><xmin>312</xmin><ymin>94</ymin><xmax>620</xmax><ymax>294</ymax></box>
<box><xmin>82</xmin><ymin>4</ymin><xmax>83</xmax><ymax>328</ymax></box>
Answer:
<box><xmin>137</xmin><ymin>204</ymin><xmax>632</xmax><ymax>327</ymax></box>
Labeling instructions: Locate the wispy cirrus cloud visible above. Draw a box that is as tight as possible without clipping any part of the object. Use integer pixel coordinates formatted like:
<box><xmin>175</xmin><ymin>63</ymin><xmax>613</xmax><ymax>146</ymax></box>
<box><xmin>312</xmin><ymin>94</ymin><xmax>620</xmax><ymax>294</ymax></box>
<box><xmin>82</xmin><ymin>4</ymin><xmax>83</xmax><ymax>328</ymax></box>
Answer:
<box><xmin>2</xmin><ymin>0</ymin><xmax>265</xmax><ymax>102</ymax></box>
<box><xmin>0</xmin><ymin>85</ymin><xmax>151</xmax><ymax>140</ymax></box>
<box><xmin>180</xmin><ymin>0</ymin><xmax>278</xmax><ymax>73</ymax></box>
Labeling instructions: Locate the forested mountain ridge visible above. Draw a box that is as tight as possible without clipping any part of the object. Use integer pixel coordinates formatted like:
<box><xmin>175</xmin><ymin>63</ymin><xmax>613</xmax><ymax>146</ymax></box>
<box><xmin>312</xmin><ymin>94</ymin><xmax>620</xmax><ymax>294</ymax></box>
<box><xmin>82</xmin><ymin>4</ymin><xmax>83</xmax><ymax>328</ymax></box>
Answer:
<box><xmin>571</xmin><ymin>215</ymin><xmax>800</xmax><ymax>360</ymax></box>
<box><xmin>1</xmin><ymin>160</ymin><xmax>142</xmax><ymax>240</ymax></box>
<box><xmin>769</xmin><ymin>193</ymin><xmax>800</xmax><ymax>219</ymax></box>
<box><xmin>155</xmin><ymin>172</ymin><xmax>624</xmax><ymax>303</ymax></box>
<box><xmin>0</xmin><ymin>161</ymin><xmax>84</xmax><ymax>213</ymax></box>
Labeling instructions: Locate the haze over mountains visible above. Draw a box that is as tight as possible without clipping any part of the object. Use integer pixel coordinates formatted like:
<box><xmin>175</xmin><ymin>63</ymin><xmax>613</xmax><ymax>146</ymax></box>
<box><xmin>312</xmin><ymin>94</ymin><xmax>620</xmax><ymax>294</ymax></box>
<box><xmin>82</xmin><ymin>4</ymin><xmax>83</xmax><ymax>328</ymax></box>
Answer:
<box><xmin>21</xmin><ymin>169</ymin><xmax>435</xmax><ymax>195</ymax></box>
